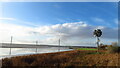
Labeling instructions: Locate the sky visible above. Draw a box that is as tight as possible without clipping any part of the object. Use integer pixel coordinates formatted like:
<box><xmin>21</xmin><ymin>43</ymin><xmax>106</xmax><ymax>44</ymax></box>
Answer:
<box><xmin>0</xmin><ymin>2</ymin><xmax>118</xmax><ymax>46</ymax></box>
<box><xmin>0</xmin><ymin>0</ymin><xmax>119</xmax><ymax>2</ymax></box>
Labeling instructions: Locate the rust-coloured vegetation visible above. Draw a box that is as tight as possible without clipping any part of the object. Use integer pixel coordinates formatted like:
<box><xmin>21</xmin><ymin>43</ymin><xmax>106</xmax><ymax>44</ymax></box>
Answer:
<box><xmin>2</xmin><ymin>49</ymin><xmax>120</xmax><ymax>67</ymax></box>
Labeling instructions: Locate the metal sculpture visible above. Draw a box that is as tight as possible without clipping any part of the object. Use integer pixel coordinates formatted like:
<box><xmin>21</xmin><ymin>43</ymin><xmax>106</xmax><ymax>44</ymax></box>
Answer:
<box><xmin>93</xmin><ymin>29</ymin><xmax>102</xmax><ymax>52</ymax></box>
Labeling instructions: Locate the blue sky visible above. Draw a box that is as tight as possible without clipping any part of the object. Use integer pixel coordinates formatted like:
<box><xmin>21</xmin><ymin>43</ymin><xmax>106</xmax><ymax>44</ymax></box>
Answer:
<box><xmin>1</xmin><ymin>2</ymin><xmax>118</xmax><ymax>27</ymax></box>
<box><xmin>0</xmin><ymin>2</ymin><xmax>118</xmax><ymax>45</ymax></box>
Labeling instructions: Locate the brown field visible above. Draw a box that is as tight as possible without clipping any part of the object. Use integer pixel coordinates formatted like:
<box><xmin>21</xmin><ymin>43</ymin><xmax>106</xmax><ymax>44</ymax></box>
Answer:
<box><xmin>1</xmin><ymin>50</ymin><xmax>120</xmax><ymax>67</ymax></box>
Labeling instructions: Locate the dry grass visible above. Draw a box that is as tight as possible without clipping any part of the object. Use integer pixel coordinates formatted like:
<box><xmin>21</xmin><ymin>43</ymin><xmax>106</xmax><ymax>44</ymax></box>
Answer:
<box><xmin>2</xmin><ymin>49</ymin><xmax>120</xmax><ymax>67</ymax></box>
<box><xmin>107</xmin><ymin>46</ymin><xmax>120</xmax><ymax>54</ymax></box>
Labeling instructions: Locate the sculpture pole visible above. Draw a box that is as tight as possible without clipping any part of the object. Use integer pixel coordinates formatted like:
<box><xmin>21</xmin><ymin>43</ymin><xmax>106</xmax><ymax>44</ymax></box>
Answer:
<box><xmin>93</xmin><ymin>29</ymin><xmax>102</xmax><ymax>53</ymax></box>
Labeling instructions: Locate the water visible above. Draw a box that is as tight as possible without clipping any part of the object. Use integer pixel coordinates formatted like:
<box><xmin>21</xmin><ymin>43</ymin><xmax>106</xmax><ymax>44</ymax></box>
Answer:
<box><xmin>0</xmin><ymin>47</ymin><xmax>73</xmax><ymax>59</ymax></box>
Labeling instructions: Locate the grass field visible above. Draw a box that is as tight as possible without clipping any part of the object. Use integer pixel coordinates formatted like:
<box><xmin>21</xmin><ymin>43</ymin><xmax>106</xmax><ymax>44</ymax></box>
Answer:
<box><xmin>77</xmin><ymin>48</ymin><xmax>97</xmax><ymax>50</ymax></box>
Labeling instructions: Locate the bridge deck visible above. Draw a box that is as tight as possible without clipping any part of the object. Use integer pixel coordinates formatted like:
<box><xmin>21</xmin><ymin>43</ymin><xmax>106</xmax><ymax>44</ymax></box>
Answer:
<box><xmin>0</xmin><ymin>43</ymin><xmax>96</xmax><ymax>48</ymax></box>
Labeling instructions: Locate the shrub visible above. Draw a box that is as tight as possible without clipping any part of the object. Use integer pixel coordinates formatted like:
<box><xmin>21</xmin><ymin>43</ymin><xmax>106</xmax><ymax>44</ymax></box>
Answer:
<box><xmin>107</xmin><ymin>42</ymin><xmax>119</xmax><ymax>53</ymax></box>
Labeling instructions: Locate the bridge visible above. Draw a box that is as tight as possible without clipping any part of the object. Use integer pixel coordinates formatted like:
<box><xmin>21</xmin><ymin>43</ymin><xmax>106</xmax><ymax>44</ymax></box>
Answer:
<box><xmin>0</xmin><ymin>43</ymin><xmax>96</xmax><ymax>48</ymax></box>
<box><xmin>0</xmin><ymin>43</ymin><xmax>97</xmax><ymax>56</ymax></box>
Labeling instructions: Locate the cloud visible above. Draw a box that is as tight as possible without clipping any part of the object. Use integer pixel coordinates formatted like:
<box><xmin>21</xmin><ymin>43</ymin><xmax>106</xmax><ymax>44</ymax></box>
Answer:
<box><xmin>56</xmin><ymin>18</ymin><xmax>67</xmax><ymax>23</ymax></box>
<box><xmin>114</xmin><ymin>18</ymin><xmax>118</xmax><ymax>24</ymax></box>
<box><xmin>0</xmin><ymin>17</ymin><xmax>39</xmax><ymax>27</ymax></box>
<box><xmin>0</xmin><ymin>21</ymin><xmax>118</xmax><ymax>45</ymax></box>
<box><xmin>32</xmin><ymin>21</ymin><xmax>118</xmax><ymax>43</ymax></box>
<box><xmin>53</xmin><ymin>4</ymin><xmax>61</xmax><ymax>8</ymax></box>
<box><xmin>0</xmin><ymin>17</ymin><xmax>16</xmax><ymax>21</ymax></box>
<box><xmin>92</xmin><ymin>17</ymin><xmax>105</xmax><ymax>23</ymax></box>
<box><xmin>0</xmin><ymin>22</ymin><xmax>34</xmax><ymax>43</ymax></box>
<box><xmin>91</xmin><ymin>17</ymin><xmax>114</xmax><ymax>27</ymax></box>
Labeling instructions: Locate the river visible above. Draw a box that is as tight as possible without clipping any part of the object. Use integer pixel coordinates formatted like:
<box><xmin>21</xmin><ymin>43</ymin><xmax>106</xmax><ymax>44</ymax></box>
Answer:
<box><xmin>0</xmin><ymin>47</ymin><xmax>73</xmax><ymax>59</ymax></box>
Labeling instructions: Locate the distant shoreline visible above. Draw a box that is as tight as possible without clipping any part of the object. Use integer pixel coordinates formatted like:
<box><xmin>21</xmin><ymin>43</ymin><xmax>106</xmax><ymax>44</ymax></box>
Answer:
<box><xmin>1</xmin><ymin>43</ymin><xmax>97</xmax><ymax>48</ymax></box>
